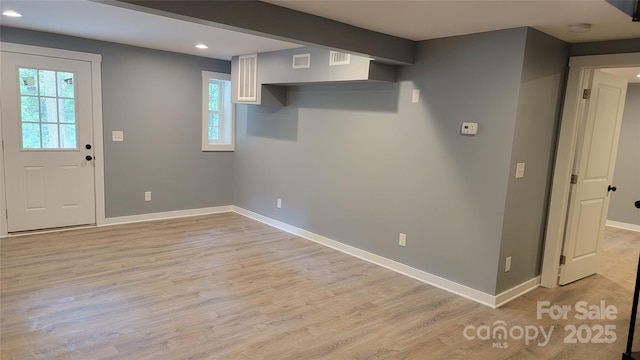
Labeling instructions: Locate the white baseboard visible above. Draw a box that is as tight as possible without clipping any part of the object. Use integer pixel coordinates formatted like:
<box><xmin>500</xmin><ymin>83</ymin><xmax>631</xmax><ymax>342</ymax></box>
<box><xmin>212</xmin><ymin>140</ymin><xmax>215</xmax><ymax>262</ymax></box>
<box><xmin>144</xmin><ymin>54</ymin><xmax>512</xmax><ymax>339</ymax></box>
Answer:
<box><xmin>100</xmin><ymin>206</ymin><xmax>233</xmax><ymax>226</ymax></box>
<box><xmin>232</xmin><ymin>206</ymin><xmax>537</xmax><ymax>308</ymax></box>
<box><xmin>1</xmin><ymin>206</ymin><xmax>233</xmax><ymax>238</ymax></box>
<box><xmin>494</xmin><ymin>277</ymin><xmax>540</xmax><ymax>308</ymax></box>
<box><xmin>606</xmin><ymin>220</ymin><xmax>640</xmax><ymax>233</ymax></box>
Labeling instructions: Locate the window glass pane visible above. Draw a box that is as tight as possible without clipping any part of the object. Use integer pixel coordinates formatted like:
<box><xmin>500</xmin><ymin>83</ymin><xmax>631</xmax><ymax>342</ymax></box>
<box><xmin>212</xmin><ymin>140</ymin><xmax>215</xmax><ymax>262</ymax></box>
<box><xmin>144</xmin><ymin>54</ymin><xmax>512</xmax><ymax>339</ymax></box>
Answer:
<box><xmin>41</xmin><ymin>123</ymin><xmax>59</xmax><ymax>148</ymax></box>
<box><xmin>58</xmin><ymin>99</ymin><xmax>76</xmax><ymax>123</ymax></box>
<box><xmin>19</xmin><ymin>68</ymin><xmax>38</xmax><ymax>96</ymax></box>
<box><xmin>19</xmin><ymin>67</ymin><xmax>78</xmax><ymax>150</ymax></box>
<box><xmin>21</xmin><ymin>96</ymin><xmax>39</xmax><ymax>121</ymax></box>
<box><xmin>39</xmin><ymin>70</ymin><xmax>57</xmax><ymax>97</ymax></box>
<box><xmin>208</xmin><ymin>113</ymin><xmax>219</xmax><ymax>142</ymax></box>
<box><xmin>209</xmin><ymin>82</ymin><xmax>220</xmax><ymax>111</ymax></box>
<box><xmin>57</xmin><ymin>72</ymin><xmax>74</xmax><ymax>98</ymax></box>
<box><xmin>59</xmin><ymin>124</ymin><xmax>77</xmax><ymax>149</ymax></box>
<box><xmin>22</xmin><ymin>123</ymin><xmax>41</xmax><ymax>148</ymax></box>
<box><xmin>40</xmin><ymin>97</ymin><xmax>58</xmax><ymax>123</ymax></box>
<box><xmin>202</xmin><ymin>72</ymin><xmax>233</xmax><ymax>151</ymax></box>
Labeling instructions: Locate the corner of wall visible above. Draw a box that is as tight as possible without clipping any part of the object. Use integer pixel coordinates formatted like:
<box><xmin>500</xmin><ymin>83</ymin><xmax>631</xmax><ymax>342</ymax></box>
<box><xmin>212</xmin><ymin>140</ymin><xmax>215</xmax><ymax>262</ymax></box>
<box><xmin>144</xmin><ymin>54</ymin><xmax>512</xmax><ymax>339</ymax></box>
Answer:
<box><xmin>0</xmin><ymin>112</ymin><xmax>7</xmax><ymax>237</ymax></box>
<box><xmin>495</xmin><ymin>28</ymin><xmax>570</xmax><ymax>294</ymax></box>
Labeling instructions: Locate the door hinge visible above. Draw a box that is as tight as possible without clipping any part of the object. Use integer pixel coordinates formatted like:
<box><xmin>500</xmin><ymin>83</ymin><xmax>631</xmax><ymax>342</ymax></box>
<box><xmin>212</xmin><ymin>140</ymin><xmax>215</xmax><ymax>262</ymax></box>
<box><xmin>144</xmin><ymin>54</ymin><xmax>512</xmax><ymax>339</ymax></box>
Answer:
<box><xmin>582</xmin><ymin>89</ymin><xmax>591</xmax><ymax>99</ymax></box>
<box><xmin>5</xmin><ymin>209</ymin><xmax>7</xmax><ymax>220</ymax></box>
<box><xmin>570</xmin><ymin>174</ymin><xmax>578</xmax><ymax>184</ymax></box>
<box><xmin>560</xmin><ymin>255</ymin><xmax>566</xmax><ymax>265</ymax></box>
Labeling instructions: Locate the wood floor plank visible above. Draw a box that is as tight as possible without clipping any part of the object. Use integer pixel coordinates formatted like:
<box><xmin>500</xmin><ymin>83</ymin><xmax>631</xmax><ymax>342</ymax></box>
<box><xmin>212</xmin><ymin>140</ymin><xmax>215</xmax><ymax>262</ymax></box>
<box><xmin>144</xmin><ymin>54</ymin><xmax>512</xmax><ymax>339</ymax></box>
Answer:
<box><xmin>1</xmin><ymin>213</ymin><xmax>638</xmax><ymax>359</ymax></box>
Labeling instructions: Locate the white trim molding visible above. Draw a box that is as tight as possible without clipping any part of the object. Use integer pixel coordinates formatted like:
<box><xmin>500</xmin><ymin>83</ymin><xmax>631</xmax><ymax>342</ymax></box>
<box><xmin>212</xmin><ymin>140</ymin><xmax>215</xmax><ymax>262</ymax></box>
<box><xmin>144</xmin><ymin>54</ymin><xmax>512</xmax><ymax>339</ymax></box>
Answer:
<box><xmin>495</xmin><ymin>277</ymin><xmax>540</xmax><ymax>308</ymax></box>
<box><xmin>233</xmin><ymin>206</ymin><xmax>538</xmax><ymax>308</ymax></box>
<box><xmin>606</xmin><ymin>220</ymin><xmax>640</xmax><ymax>233</ymax></box>
<box><xmin>101</xmin><ymin>206</ymin><xmax>233</xmax><ymax>226</ymax></box>
<box><xmin>540</xmin><ymin>52</ymin><xmax>640</xmax><ymax>289</ymax></box>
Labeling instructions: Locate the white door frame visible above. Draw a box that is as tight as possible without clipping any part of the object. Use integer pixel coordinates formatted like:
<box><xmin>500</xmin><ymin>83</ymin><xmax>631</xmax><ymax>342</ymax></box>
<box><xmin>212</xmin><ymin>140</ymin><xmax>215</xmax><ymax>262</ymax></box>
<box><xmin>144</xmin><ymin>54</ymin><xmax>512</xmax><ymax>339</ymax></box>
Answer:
<box><xmin>0</xmin><ymin>42</ymin><xmax>105</xmax><ymax>237</ymax></box>
<box><xmin>540</xmin><ymin>52</ymin><xmax>640</xmax><ymax>288</ymax></box>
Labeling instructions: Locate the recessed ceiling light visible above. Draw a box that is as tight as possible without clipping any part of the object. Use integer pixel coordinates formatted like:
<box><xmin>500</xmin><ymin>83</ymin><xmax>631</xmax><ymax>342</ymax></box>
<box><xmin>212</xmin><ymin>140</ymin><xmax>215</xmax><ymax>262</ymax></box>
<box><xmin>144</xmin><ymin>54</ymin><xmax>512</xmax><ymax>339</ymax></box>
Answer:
<box><xmin>195</xmin><ymin>44</ymin><xmax>208</xmax><ymax>49</ymax></box>
<box><xmin>569</xmin><ymin>23</ymin><xmax>592</xmax><ymax>33</ymax></box>
<box><xmin>2</xmin><ymin>10</ymin><xmax>22</xmax><ymax>17</ymax></box>
<box><xmin>636</xmin><ymin>74</ymin><xmax>640</xmax><ymax>78</ymax></box>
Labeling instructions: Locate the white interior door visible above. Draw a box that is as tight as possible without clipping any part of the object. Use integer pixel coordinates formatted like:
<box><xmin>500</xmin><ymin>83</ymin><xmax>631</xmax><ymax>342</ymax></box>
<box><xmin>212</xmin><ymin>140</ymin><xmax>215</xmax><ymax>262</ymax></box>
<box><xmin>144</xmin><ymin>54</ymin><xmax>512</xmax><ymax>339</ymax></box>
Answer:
<box><xmin>559</xmin><ymin>70</ymin><xmax>628</xmax><ymax>285</ymax></box>
<box><xmin>1</xmin><ymin>51</ymin><xmax>96</xmax><ymax>232</ymax></box>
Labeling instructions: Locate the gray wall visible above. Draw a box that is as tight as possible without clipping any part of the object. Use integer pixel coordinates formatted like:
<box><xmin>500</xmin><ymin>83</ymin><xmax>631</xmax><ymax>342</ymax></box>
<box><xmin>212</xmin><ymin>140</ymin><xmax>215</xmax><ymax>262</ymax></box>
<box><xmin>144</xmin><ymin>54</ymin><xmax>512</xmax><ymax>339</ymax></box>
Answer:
<box><xmin>233</xmin><ymin>28</ymin><xmax>534</xmax><ymax>295</ymax></box>
<box><xmin>569</xmin><ymin>38</ymin><xmax>640</xmax><ymax>57</ymax></box>
<box><xmin>0</xmin><ymin>27</ymin><xmax>233</xmax><ymax>218</ymax></box>
<box><xmin>2</xmin><ymin>25</ymin><xmax>573</xmax><ymax>296</ymax></box>
<box><xmin>496</xmin><ymin>30</ymin><xmax>569</xmax><ymax>293</ymax></box>
<box><xmin>608</xmin><ymin>83</ymin><xmax>640</xmax><ymax>226</ymax></box>
<box><xmin>605</xmin><ymin>0</ymin><xmax>637</xmax><ymax>18</ymax></box>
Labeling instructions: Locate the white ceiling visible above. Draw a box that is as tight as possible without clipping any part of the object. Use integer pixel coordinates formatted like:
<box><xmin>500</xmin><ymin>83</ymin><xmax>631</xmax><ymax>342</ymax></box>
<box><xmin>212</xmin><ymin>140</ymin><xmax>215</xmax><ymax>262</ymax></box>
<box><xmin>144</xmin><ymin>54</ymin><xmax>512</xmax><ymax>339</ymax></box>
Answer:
<box><xmin>265</xmin><ymin>0</ymin><xmax>640</xmax><ymax>43</ymax></box>
<box><xmin>0</xmin><ymin>0</ymin><xmax>301</xmax><ymax>60</ymax></box>
<box><xmin>0</xmin><ymin>0</ymin><xmax>639</xmax><ymax>61</ymax></box>
<box><xmin>601</xmin><ymin>67</ymin><xmax>640</xmax><ymax>83</ymax></box>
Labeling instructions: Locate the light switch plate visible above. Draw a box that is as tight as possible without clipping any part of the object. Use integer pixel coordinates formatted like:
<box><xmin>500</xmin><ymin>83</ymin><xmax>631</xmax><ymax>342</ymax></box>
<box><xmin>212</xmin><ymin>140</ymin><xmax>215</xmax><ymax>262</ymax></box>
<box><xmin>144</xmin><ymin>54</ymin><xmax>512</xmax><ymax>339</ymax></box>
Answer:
<box><xmin>516</xmin><ymin>163</ymin><xmax>525</xmax><ymax>178</ymax></box>
<box><xmin>112</xmin><ymin>131</ymin><xmax>124</xmax><ymax>142</ymax></box>
<box><xmin>461</xmin><ymin>122</ymin><xmax>478</xmax><ymax>135</ymax></box>
<box><xmin>411</xmin><ymin>89</ymin><xmax>420</xmax><ymax>103</ymax></box>
<box><xmin>399</xmin><ymin>233</ymin><xmax>407</xmax><ymax>247</ymax></box>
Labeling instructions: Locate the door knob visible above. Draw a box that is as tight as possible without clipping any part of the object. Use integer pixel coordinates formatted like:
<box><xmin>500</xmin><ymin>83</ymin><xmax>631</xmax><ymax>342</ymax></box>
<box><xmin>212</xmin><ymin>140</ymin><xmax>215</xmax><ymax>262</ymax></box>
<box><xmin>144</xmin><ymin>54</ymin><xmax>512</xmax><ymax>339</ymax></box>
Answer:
<box><xmin>86</xmin><ymin>155</ymin><xmax>93</xmax><ymax>161</ymax></box>
<box><xmin>608</xmin><ymin>185</ymin><xmax>617</xmax><ymax>192</ymax></box>
<box><xmin>85</xmin><ymin>144</ymin><xmax>92</xmax><ymax>150</ymax></box>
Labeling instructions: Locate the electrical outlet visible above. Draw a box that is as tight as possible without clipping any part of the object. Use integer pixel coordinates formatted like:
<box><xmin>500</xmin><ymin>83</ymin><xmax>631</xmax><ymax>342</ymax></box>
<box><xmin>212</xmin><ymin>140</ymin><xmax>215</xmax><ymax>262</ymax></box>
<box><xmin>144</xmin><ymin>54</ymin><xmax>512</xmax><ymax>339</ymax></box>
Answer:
<box><xmin>277</xmin><ymin>198</ymin><xmax>282</xmax><ymax>209</ymax></box>
<box><xmin>145</xmin><ymin>191</ymin><xmax>151</xmax><ymax>202</ymax></box>
<box><xmin>461</xmin><ymin>122</ymin><xmax>478</xmax><ymax>135</ymax></box>
<box><xmin>399</xmin><ymin>233</ymin><xmax>407</xmax><ymax>247</ymax></box>
<box><xmin>505</xmin><ymin>256</ymin><xmax>512</xmax><ymax>272</ymax></box>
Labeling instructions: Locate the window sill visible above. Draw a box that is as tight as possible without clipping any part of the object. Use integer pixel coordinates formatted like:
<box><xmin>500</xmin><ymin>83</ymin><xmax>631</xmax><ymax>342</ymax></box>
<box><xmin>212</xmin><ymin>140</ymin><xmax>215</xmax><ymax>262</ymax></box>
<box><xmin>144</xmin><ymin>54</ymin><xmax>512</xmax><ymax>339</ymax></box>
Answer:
<box><xmin>202</xmin><ymin>145</ymin><xmax>235</xmax><ymax>152</ymax></box>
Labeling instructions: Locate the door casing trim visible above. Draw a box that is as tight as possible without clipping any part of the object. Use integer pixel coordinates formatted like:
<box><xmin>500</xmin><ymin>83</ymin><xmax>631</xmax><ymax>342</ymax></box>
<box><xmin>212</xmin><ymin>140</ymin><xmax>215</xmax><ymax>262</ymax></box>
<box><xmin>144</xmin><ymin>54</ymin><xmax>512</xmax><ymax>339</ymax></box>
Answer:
<box><xmin>0</xmin><ymin>42</ymin><xmax>105</xmax><ymax>236</ymax></box>
<box><xmin>540</xmin><ymin>52</ymin><xmax>640</xmax><ymax>288</ymax></box>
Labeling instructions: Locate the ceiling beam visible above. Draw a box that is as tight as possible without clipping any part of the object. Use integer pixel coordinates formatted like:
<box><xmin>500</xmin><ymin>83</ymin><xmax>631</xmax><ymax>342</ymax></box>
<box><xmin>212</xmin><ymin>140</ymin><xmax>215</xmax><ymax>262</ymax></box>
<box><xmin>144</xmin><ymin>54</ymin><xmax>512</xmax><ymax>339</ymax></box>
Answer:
<box><xmin>108</xmin><ymin>0</ymin><xmax>416</xmax><ymax>64</ymax></box>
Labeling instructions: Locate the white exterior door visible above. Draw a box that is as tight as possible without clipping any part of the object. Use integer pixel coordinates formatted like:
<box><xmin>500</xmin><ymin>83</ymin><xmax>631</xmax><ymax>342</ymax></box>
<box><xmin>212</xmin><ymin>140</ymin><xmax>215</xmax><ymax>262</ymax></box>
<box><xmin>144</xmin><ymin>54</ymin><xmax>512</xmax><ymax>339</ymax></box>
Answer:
<box><xmin>1</xmin><ymin>51</ymin><xmax>96</xmax><ymax>232</ymax></box>
<box><xmin>559</xmin><ymin>70</ymin><xmax>628</xmax><ymax>285</ymax></box>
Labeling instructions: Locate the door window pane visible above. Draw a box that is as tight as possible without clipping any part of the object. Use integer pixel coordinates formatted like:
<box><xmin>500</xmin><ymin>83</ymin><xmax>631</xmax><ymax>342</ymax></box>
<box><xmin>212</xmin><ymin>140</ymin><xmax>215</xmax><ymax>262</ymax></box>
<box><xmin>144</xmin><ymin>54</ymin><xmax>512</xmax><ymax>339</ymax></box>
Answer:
<box><xmin>40</xmin><ymin>97</ymin><xmax>58</xmax><ymax>123</ymax></box>
<box><xmin>18</xmin><ymin>68</ymin><xmax>78</xmax><ymax>150</ymax></box>
<box><xmin>20</xmin><ymin>96</ymin><xmax>39</xmax><ymax>121</ymax></box>
<box><xmin>58</xmin><ymin>99</ymin><xmax>76</xmax><ymax>123</ymax></box>
<box><xmin>41</xmin><ymin>123</ymin><xmax>60</xmax><ymax>148</ymax></box>
<box><xmin>22</xmin><ymin>123</ymin><xmax>41</xmax><ymax>149</ymax></box>
<box><xmin>39</xmin><ymin>70</ymin><xmax>57</xmax><ymax>97</ymax></box>
<box><xmin>19</xmin><ymin>68</ymin><xmax>38</xmax><ymax>96</ymax></box>
<box><xmin>57</xmin><ymin>72</ymin><xmax>74</xmax><ymax>98</ymax></box>
<box><xmin>60</xmin><ymin>125</ymin><xmax>77</xmax><ymax>148</ymax></box>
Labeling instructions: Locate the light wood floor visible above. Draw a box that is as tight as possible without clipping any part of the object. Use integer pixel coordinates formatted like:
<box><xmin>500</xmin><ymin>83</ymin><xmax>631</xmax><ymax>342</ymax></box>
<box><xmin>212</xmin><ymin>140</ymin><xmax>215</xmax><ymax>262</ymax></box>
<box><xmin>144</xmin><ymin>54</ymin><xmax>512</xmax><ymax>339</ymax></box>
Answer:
<box><xmin>1</xmin><ymin>213</ymin><xmax>639</xmax><ymax>359</ymax></box>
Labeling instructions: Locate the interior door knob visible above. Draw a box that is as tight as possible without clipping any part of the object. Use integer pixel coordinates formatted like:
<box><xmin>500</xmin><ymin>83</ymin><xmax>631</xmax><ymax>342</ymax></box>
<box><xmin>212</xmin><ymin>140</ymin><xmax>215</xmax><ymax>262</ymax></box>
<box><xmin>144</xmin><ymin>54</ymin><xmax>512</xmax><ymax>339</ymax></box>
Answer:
<box><xmin>608</xmin><ymin>185</ymin><xmax>617</xmax><ymax>192</ymax></box>
<box><xmin>86</xmin><ymin>155</ymin><xmax>93</xmax><ymax>161</ymax></box>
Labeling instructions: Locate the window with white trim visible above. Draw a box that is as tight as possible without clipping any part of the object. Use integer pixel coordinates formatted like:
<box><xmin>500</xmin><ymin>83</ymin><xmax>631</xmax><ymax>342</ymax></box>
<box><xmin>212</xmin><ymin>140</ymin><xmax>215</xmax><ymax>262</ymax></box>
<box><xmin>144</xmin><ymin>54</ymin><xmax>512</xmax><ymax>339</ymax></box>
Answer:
<box><xmin>202</xmin><ymin>71</ymin><xmax>233</xmax><ymax>151</ymax></box>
